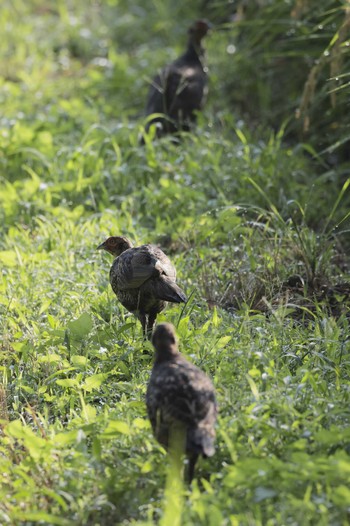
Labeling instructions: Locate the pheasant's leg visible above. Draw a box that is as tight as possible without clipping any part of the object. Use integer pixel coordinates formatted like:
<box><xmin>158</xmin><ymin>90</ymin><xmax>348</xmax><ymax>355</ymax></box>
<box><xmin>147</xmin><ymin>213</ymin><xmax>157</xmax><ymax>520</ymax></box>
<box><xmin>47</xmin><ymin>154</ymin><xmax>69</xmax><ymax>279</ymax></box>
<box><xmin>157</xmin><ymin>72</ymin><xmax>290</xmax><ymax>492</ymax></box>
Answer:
<box><xmin>187</xmin><ymin>454</ymin><xmax>198</xmax><ymax>484</ymax></box>
<box><xmin>147</xmin><ymin>310</ymin><xmax>158</xmax><ymax>340</ymax></box>
<box><xmin>139</xmin><ymin>313</ymin><xmax>147</xmax><ymax>339</ymax></box>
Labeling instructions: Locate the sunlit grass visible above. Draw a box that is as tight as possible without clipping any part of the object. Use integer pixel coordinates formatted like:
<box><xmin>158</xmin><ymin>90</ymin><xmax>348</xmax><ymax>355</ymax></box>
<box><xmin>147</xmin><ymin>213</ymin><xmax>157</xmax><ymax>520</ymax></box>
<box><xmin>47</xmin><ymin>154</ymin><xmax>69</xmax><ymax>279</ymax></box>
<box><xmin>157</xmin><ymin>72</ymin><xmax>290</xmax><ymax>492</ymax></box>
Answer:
<box><xmin>0</xmin><ymin>1</ymin><xmax>350</xmax><ymax>525</ymax></box>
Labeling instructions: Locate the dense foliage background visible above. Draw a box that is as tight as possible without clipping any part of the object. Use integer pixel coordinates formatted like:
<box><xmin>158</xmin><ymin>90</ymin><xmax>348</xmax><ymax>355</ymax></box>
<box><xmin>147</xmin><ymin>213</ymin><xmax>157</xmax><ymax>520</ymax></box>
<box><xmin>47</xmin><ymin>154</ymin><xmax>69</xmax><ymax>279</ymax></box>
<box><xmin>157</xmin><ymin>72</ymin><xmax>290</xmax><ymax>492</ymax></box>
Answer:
<box><xmin>1</xmin><ymin>0</ymin><xmax>350</xmax><ymax>524</ymax></box>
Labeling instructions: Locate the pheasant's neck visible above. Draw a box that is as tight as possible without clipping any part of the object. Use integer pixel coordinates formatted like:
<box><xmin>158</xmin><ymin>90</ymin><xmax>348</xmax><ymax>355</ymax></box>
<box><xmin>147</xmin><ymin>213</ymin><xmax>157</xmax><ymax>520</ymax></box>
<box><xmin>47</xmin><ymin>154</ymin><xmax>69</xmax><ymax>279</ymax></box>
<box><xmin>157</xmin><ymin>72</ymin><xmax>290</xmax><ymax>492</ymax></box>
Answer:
<box><xmin>154</xmin><ymin>346</ymin><xmax>180</xmax><ymax>364</ymax></box>
<box><xmin>187</xmin><ymin>41</ymin><xmax>204</xmax><ymax>60</ymax></box>
<box><xmin>112</xmin><ymin>240</ymin><xmax>133</xmax><ymax>257</ymax></box>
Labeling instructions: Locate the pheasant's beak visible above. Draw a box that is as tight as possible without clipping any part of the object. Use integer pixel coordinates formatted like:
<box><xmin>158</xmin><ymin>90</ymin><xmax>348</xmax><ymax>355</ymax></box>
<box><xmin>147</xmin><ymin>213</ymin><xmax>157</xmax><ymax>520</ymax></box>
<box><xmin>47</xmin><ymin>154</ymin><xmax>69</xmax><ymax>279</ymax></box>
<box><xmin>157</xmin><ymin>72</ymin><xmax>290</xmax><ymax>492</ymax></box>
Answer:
<box><xmin>96</xmin><ymin>242</ymin><xmax>106</xmax><ymax>250</ymax></box>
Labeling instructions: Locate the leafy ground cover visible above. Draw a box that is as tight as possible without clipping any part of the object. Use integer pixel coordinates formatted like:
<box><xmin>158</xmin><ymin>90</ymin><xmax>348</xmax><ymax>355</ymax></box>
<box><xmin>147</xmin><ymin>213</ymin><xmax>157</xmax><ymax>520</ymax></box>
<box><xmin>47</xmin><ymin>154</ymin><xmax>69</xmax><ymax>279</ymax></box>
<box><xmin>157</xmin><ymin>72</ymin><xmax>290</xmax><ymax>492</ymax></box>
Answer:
<box><xmin>1</xmin><ymin>1</ymin><xmax>350</xmax><ymax>525</ymax></box>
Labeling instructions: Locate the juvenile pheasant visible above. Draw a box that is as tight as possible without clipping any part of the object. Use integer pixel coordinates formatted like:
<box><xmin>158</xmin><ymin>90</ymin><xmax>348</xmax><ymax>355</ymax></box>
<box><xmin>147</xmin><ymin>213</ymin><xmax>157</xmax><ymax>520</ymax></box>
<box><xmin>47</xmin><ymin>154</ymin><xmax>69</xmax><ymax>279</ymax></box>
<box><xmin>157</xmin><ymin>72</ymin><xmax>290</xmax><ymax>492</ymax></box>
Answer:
<box><xmin>146</xmin><ymin>323</ymin><xmax>217</xmax><ymax>482</ymax></box>
<box><xmin>97</xmin><ymin>236</ymin><xmax>187</xmax><ymax>338</ymax></box>
<box><xmin>144</xmin><ymin>19</ymin><xmax>211</xmax><ymax>138</ymax></box>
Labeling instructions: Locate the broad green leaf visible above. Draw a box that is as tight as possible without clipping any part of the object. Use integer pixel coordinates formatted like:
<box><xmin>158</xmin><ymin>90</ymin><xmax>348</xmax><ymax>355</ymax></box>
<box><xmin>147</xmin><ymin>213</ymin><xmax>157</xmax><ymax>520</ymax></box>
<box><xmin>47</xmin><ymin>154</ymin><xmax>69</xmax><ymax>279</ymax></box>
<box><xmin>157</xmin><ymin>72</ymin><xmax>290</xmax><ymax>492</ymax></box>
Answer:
<box><xmin>216</xmin><ymin>336</ymin><xmax>231</xmax><ymax>349</ymax></box>
<box><xmin>54</xmin><ymin>429</ymin><xmax>79</xmax><ymax>446</ymax></box>
<box><xmin>101</xmin><ymin>420</ymin><xmax>130</xmax><ymax>437</ymax></box>
<box><xmin>71</xmin><ymin>355</ymin><xmax>89</xmax><ymax>368</ymax></box>
<box><xmin>38</xmin><ymin>353</ymin><xmax>61</xmax><ymax>364</ymax></box>
<box><xmin>56</xmin><ymin>378</ymin><xmax>79</xmax><ymax>388</ymax></box>
<box><xmin>81</xmin><ymin>373</ymin><xmax>108</xmax><ymax>392</ymax></box>
<box><xmin>67</xmin><ymin>312</ymin><xmax>93</xmax><ymax>339</ymax></box>
<box><xmin>0</xmin><ymin>250</ymin><xmax>18</xmax><ymax>267</ymax></box>
<box><xmin>253</xmin><ymin>487</ymin><xmax>277</xmax><ymax>502</ymax></box>
<box><xmin>246</xmin><ymin>374</ymin><xmax>260</xmax><ymax>400</ymax></box>
<box><xmin>331</xmin><ymin>485</ymin><xmax>350</xmax><ymax>506</ymax></box>
<box><xmin>141</xmin><ymin>460</ymin><xmax>153</xmax><ymax>473</ymax></box>
<box><xmin>133</xmin><ymin>417</ymin><xmax>149</xmax><ymax>430</ymax></box>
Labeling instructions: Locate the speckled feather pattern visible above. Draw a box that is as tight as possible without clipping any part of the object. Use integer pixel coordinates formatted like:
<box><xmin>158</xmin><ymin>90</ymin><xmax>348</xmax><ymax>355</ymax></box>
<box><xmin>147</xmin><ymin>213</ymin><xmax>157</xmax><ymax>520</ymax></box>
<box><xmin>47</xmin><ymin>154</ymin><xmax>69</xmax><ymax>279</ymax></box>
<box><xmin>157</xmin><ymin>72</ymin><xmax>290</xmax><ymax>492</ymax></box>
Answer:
<box><xmin>110</xmin><ymin>245</ymin><xmax>176</xmax><ymax>290</ymax></box>
<box><xmin>146</xmin><ymin>353</ymin><xmax>217</xmax><ymax>457</ymax></box>
<box><xmin>109</xmin><ymin>244</ymin><xmax>184</xmax><ymax>317</ymax></box>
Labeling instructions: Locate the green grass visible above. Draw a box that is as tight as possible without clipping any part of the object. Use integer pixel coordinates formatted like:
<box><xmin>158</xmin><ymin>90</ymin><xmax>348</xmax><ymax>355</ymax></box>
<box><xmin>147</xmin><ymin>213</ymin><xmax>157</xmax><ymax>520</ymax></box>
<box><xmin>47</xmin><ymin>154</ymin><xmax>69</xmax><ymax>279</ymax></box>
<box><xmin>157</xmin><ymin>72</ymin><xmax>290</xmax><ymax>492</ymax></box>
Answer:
<box><xmin>1</xmin><ymin>1</ymin><xmax>350</xmax><ymax>525</ymax></box>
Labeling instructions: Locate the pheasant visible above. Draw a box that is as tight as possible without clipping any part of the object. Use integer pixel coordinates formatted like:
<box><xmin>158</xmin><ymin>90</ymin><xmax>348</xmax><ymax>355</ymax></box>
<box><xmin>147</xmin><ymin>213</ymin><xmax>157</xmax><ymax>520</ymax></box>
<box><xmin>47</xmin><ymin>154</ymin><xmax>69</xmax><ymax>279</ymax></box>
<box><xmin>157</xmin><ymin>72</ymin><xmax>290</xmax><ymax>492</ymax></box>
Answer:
<box><xmin>146</xmin><ymin>323</ymin><xmax>217</xmax><ymax>482</ymax></box>
<box><xmin>144</xmin><ymin>19</ymin><xmax>211</xmax><ymax>138</ymax></box>
<box><xmin>97</xmin><ymin>236</ymin><xmax>187</xmax><ymax>339</ymax></box>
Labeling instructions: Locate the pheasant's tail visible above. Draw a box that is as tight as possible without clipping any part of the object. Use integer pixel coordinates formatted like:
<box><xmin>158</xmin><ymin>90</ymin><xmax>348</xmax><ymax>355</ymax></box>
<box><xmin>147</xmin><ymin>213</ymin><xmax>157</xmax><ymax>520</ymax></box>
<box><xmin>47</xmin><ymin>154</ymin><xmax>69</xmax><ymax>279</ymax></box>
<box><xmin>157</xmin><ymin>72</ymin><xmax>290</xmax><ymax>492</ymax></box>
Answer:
<box><xmin>187</xmin><ymin>427</ymin><xmax>215</xmax><ymax>458</ymax></box>
<box><xmin>156</xmin><ymin>277</ymin><xmax>187</xmax><ymax>303</ymax></box>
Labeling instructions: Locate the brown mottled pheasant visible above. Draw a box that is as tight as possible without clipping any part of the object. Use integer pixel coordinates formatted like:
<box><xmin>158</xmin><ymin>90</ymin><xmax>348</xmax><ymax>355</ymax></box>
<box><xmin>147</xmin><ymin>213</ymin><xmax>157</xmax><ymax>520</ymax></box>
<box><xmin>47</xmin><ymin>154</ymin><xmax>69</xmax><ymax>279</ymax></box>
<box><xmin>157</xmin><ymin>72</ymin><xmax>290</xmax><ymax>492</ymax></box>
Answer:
<box><xmin>97</xmin><ymin>236</ymin><xmax>187</xmax><ymax>339</ymax></box>
<box><xmin>144</xmin><ymin>19</ymin><xmax>211</xmax><ymax>138</ymax></box>
<box><xmin>146</xmin><ymin>323</ymin><xmax>217</xmax><ymax>482</ymax></box>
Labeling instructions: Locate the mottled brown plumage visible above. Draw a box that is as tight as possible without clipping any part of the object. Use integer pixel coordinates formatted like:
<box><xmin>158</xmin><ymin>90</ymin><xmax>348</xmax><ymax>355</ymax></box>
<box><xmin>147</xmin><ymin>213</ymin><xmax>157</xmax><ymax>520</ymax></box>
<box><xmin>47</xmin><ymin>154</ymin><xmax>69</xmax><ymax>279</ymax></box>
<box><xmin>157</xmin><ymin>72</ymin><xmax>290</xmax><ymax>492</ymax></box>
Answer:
<box><xmin>144</xmin><ymin>19</ymin><xmax>211</xmax><ymax>138</ymax></box>
<box><xmin>146</xmin><ymin>323</ymin><xmax>217</xmax><ymax>482</ymax></box>
<box><xmin>97</xmin><ymin>237</ymin><xmax>187</xmax><ymax>338</ymax></box>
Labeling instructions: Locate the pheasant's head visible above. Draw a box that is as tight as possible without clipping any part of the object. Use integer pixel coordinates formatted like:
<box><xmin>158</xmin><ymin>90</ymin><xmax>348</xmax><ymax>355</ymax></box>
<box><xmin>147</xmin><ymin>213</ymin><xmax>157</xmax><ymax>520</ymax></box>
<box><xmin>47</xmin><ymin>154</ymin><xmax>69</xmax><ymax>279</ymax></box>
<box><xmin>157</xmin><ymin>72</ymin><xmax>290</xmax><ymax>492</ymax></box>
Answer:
<box><xmin>188</xmin><ymin>19</ymin><xmax>212</xmax><ymax>43</ymax></box>
<box><xmin>152</xmin><ymin>323</ymin><xmax>179</xmax><ymax>360</ymax></box>
<box><xmin>97</xmin><ymin>236</ymin><xmax>132</xmax><ymax>256</ymax></box>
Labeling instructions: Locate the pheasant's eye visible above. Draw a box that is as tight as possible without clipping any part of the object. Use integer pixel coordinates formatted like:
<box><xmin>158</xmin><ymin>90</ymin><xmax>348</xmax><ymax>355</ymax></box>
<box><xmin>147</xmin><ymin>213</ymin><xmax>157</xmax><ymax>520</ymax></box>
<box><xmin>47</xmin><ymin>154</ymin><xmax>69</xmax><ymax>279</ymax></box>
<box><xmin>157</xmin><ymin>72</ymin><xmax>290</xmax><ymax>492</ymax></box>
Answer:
<box><xmin>109</xmin><ymin>238</ymin><xmax>117</xmax><ymax>246</ymax></box>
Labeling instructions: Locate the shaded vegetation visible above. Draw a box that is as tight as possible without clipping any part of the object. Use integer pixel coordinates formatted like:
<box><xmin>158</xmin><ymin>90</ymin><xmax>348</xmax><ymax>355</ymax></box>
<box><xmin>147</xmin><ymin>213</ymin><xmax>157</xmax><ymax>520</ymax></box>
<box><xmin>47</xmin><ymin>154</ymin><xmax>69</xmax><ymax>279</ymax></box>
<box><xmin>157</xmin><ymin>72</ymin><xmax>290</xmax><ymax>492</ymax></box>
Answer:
<box><xmin>205</xmin><ymin>0</ymin><xmax>350</xmax><ymax>165</ymax></box>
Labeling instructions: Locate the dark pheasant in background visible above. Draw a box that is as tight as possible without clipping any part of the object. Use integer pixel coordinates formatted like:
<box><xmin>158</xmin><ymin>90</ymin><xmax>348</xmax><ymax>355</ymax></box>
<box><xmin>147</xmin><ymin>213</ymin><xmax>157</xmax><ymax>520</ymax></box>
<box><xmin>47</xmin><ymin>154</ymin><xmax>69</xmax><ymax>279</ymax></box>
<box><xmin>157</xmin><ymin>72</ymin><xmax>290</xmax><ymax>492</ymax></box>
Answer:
<box><xmin>97</xmin><ymin>236</ymin><xmax>187</xmax><ymax>339</ymax></box>
<box><xmin>146</xmin><ymin>323</ymin><xmax>217</xmax><ymax>482</ymax></box>
<box><xmin>144</xmin><ymin>19</ymin><xmax>211</xmax><ymax>138</ymax></box>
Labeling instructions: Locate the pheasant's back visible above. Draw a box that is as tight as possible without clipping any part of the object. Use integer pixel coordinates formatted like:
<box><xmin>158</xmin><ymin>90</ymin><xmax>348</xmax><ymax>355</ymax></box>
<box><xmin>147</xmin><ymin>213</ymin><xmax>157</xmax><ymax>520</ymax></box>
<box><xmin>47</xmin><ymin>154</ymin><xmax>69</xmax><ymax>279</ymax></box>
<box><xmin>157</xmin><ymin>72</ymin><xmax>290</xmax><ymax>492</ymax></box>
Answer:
<box><xmin>146</xmin><ymin>357</ymin><xmax>217</xmax><ymax>456</ymax></box>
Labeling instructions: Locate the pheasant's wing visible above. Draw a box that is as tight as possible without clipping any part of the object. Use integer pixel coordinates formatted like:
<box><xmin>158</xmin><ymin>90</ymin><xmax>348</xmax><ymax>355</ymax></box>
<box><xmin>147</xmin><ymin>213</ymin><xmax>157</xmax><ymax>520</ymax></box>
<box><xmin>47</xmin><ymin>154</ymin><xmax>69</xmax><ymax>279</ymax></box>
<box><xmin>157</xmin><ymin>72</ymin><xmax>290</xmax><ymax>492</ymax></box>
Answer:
<box><xmin>160</xmin><ymin>58</ymin><xmax>206</xmax><ymax>115</ymax></box>
<box><xmin>116</xmin><ymin>245</ymin><xmax>176</xmax><ymax>290</ymax></box>
<box><xmin>146</xmin><ymin>360</ymin><xmax>217</xmax><ymax>454</ymax></box>
<box><xmin>146</xmin><ymin>70</ymin><xmax>168</xmax><ymax>115</ymax></box>
<box><xmin>148</xmin><ymin>361</ymin><xmax>216</xmax><ymax>427</ymax></box>
<box><xmin>149</xmin><ymin>245</ymin><xmax>177</xmax><ymax>280</ymax></box>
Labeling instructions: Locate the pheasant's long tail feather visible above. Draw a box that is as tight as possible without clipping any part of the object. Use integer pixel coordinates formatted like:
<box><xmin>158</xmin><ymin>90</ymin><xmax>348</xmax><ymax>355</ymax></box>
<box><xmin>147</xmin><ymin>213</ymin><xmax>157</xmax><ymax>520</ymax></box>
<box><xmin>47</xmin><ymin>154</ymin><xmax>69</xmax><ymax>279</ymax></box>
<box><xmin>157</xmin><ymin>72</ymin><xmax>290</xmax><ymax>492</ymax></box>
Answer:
<box><xmin>155</xmin><ymin>277</ymin><xmax>187</xmax><ymax>303</ymax></box>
